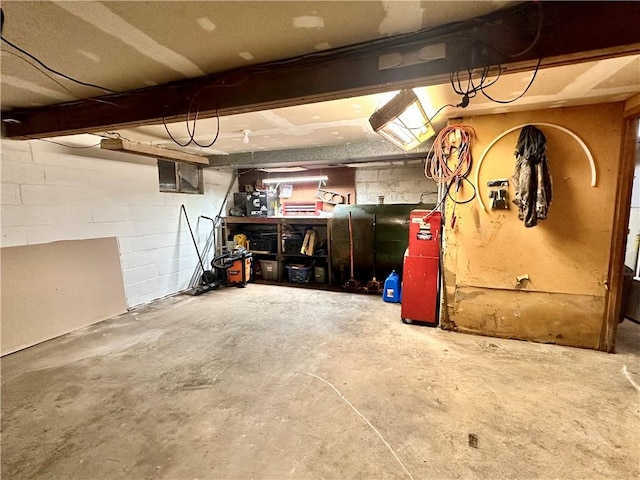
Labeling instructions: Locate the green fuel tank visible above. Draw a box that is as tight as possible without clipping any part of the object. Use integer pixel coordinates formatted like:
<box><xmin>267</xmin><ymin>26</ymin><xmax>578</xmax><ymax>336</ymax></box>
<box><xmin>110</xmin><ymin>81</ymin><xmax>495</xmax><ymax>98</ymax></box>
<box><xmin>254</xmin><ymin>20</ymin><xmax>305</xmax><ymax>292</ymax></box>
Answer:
<box><xmin>329</xmin><ymin>203</ymin><xmax>435</xmax><ymax>286</ymax></box>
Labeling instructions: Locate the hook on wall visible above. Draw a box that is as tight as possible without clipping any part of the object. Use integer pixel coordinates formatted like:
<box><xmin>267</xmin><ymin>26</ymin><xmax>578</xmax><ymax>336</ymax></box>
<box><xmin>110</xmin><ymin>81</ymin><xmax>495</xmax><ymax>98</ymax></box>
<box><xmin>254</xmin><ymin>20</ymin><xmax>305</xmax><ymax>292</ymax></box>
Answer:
<box><xmin>474</xmin><ymin>122</ymin><xmax>597</xmax><ymax>212</ymax></box>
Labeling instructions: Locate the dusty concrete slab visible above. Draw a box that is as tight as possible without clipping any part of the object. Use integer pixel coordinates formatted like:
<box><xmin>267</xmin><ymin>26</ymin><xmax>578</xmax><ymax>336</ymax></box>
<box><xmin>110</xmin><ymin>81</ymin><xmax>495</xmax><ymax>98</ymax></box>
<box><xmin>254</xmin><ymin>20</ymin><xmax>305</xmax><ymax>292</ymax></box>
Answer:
<box><xmin>2</xmin><ymin>284</ymin><xmax>639</xmax><ymax>479</ymax></box>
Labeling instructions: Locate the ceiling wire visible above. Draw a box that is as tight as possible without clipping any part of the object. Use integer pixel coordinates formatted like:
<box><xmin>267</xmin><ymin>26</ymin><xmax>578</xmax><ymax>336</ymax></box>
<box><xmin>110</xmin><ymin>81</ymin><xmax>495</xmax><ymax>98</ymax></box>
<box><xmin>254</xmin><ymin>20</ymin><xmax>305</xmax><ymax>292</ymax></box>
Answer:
<box><xmin>160</xmin><ymin>1</ymin><xmax>544</xmax><ymax>149</ymax></box>
<box><xmin>2</xmin><ymin>2</ymin><xmax>543</xmax><ymax>151</ymax></box>
<box><xmin>188</xmin><ymin>109</ymin><xmax>221</xmax><ymax>148</ymax></box>
<box><xmin>480</xmin><ymin>58</ymin><xmax>541</xmax><ymax>104</ymax></box>
<box><xmin>1</xmin><ymin>35</ymin><xmax>116</xmax><ymax>94</ymax></box>
<box><xmin>1</xmin><ymin>49</ymin><xmax>79</xmax><ymax>98</ymax></box>
<box><xmin>28</xmin><ymin>137</ymin><xmax>101</xmax><ymax>149</ymax></box>
<box><xmin>89</xmin><ymin>131</ymin><xmax>134</xmax><ymax>142</ymax></box>
<box><xmin>162</xmin><ymin>91</ymin><xmax>221</xmax><ymax>148</ymax></box>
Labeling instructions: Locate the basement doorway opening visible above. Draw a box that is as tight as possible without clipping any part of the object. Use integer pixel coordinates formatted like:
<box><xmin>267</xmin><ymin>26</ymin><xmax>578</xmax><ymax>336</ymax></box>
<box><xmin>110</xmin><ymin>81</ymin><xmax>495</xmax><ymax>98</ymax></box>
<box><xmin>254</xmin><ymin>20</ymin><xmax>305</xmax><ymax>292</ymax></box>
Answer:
<box><xmin>617</xmin><ymin>119</ymin><xmax>640</xmax><ymax>353</ymax></box>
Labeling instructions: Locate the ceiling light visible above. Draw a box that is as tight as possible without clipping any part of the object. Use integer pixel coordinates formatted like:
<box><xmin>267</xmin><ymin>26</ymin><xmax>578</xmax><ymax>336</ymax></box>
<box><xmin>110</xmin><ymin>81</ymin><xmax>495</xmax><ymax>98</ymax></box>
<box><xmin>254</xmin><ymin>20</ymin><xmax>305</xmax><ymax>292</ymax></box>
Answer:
<box><xmin>242</xmin><ymin>129</ymin><xmax>251</xmax><ymax>144</ymax></box>
<box><xmin>262</xmin><ymin>175</ymin><xmax>328</xmax><ymax>185</ymax></box>
<box><xmin>260</xmin><ymin>167</ymin><xmax>308</xmax><ymax>173</ymax></box>
<box><xmin>369</xmin><ymin>89</ymin><xmax>435</xmax><ymax>151</ymax></box>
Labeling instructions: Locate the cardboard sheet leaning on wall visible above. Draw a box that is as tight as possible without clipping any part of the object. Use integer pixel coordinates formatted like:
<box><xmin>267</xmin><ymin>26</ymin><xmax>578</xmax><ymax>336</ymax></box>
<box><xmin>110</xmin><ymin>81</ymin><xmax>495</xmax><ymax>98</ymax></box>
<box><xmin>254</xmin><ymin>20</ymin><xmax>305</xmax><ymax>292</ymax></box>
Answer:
<box><xmin>511</xmin><ymin>125</ymin><xmax>553</xmax><ymax>227</ymax></box>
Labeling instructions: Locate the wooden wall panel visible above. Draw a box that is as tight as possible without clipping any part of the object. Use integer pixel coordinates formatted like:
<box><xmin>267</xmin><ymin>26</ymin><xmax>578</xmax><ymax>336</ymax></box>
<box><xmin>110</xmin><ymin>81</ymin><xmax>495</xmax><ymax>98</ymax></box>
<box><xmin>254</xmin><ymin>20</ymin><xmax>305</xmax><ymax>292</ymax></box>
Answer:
<box><xmin>444</xmin><ymin>103</ymin><xmax>625</xmax><ymax>349</ymax></box>
<box><xmin>1</xmin><ymin>237</ymin><xmax>127</xmax><ymax>356</ymax></box>
<box><xmin>454</xmin><ymin>286</ymin><xmax>604</xmax><ymax>349</ymax></box>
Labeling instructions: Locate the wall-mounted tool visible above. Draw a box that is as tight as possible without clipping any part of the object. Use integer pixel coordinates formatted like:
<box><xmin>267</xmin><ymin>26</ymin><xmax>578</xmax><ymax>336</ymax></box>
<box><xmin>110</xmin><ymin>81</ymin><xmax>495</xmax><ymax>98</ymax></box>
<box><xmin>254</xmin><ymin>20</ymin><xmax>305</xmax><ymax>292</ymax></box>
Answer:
<box><xmin>316</xmin><ymin>188</ymin><xmax>344</xmax><ymax>205</ymax></box>
<box><xmin>487</xmin><ymin>179</ymin><xmax>509</xmax><ymax>210</ymax></box>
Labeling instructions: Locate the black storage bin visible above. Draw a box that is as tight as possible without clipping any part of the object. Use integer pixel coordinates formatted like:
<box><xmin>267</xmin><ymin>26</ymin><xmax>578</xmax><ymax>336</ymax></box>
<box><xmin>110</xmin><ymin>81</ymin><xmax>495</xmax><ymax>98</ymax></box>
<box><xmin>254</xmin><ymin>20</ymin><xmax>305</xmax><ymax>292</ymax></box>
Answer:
<box><xmin>248</xmin><ymin>233</ymin><xmax>276</xmax><ymax>253</ymax></box>
<box><xmin>282</xmin><ymin>232</ymin><xmax>303</xmax><ymax>254</ymax></box>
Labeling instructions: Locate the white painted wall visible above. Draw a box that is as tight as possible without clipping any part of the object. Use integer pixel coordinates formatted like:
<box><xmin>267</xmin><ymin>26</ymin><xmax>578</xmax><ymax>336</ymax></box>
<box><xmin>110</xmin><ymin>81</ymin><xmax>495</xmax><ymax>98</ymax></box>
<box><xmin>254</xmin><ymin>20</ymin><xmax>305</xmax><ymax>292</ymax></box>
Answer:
<box><xmin>354</xmin><ymin>163</ymin><xmax>438</xmax><ymax>204</ymax></box>
<box><xmin>1</xmin><ymin>139</ymin><xmax>234</xmax><ymax>307</ymax></box>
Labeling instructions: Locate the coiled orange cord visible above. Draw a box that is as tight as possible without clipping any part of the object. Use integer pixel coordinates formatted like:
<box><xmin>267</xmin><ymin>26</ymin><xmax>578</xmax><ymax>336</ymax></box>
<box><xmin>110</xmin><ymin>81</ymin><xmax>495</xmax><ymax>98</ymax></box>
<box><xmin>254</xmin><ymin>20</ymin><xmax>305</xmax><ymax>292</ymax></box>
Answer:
<box><xmin>424</xmin><ymin>125</ymin><xmax>476</xmax><ymax>184</ymax></box>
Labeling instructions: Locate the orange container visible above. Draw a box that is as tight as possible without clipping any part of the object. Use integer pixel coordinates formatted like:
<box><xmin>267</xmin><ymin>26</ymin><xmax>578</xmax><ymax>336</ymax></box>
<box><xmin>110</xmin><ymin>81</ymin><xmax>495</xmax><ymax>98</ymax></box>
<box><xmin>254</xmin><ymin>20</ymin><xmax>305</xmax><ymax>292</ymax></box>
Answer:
<box><xmin>227</xmin><ymin>257</ymin><xmax>251</xmax><ymax>284</ymax></box>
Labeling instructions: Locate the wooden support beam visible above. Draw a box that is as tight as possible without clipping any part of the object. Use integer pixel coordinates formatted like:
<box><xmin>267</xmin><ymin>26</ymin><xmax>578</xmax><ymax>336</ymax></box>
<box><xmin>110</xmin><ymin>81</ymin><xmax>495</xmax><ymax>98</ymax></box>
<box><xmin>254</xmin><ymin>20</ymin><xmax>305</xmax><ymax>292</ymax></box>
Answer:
<box><xmin>100</xmin><ymin>138</ymin><xmax>209</xmax><ymax>165</ymax></box>
<box><xmin>624</xmin><ymin>93</ymin><xmax>640</xmax><ymax>118</ymax></box>
<box><xmin>3</xmin><ymin>1</ymin><xmax>640</xmax><ymax>139</ymax></box>
<box><xmin>600</xmin><ymin>115</ymin><xmax>639</xmax><ymax>353</ymax></box>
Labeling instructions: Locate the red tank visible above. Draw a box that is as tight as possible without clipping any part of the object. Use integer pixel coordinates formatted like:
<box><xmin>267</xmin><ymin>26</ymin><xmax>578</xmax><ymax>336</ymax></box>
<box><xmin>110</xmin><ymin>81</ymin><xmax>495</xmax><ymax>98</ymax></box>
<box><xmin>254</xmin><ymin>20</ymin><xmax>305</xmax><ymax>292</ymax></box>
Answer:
<box><xmin>401</xmin><ymin>210</ymin><xmax>441</xmax><ymax>326</ymax></box>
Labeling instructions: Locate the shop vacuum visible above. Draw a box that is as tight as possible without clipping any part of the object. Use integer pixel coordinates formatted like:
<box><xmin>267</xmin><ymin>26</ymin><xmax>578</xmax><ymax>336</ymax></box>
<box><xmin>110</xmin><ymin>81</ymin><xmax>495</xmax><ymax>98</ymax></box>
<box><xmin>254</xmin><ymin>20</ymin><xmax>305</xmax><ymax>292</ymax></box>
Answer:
<box><xmin>181</xmin><ymin>205</ymin><xmax>252</xmax><ymax>295</ymax></box>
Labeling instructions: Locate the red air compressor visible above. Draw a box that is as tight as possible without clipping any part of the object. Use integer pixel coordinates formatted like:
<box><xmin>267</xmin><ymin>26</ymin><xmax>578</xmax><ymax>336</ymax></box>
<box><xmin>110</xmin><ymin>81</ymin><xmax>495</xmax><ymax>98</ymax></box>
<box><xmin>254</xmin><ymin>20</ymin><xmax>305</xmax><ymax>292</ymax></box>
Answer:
<box><xmin>401</xmin><ymin>210</ymin><xmax>441</xmax><ymax>326</ymax></box>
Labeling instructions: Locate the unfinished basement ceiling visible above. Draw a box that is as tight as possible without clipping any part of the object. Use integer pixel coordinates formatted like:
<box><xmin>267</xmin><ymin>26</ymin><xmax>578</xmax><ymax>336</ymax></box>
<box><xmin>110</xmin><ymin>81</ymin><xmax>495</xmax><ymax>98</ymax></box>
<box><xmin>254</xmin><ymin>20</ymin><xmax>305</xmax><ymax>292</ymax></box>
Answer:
<box><xmin>40</xmin><ymin>54</ymin><xmax>640</xmax><ymax>160</ymax></box>
<box><xmin>1</xmin><ymin>1</ymin><xmax>639</xmax><ymax>162</ymax></box>
<box><xmin>0</xmin><ymin>0</ymin><xmax>515</xmax><ymax>111</ymax></box>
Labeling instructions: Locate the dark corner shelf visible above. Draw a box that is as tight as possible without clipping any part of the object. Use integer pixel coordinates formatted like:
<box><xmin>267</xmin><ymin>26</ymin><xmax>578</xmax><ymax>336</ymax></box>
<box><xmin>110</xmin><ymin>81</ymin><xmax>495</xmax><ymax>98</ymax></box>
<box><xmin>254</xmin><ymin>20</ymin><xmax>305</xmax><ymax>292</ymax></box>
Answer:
<box><xmin>223</xmin><ymin>216</ymin><xmax>333</xmax><ymax>288</ymax></box>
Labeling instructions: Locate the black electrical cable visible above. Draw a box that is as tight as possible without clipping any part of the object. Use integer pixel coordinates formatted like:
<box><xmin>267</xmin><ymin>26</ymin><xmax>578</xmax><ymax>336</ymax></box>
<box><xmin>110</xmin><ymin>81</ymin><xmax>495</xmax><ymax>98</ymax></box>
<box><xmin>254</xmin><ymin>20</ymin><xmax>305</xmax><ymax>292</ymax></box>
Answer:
<box><xmin>420</xmin><ymin>178</ymin><xmax>454</xmax><ymax>220</ymax></box>
<box><xmin>162</xmin><ymin>89</ymin><xmax>204</xmax><ymax>147</ymax></box>
<box><xmin>162</xmin><ymin>109</ymin><xmax>220</xmax><ymax>148</ymax></box>
<box><xmin>446</xmin><ymin>176</ymin><xmax>476</xmax><ymax>205</ymax></box>
<box><xmin>1</xmin><ymin>49</ymin><xmax>78</xmax><ymax>97</ymax></box>
<box><xmin>187</xmin><ymin>109</ymin><xmax>221</xmax><ymax>148</ymax></box>
<box><xmin>1</xmin><ymin>35</ymin><xmax>116</xmax><ymax>94</ymax></box>
<box><xmin>425</xmin><ymin>183</ymin><xmax>449</xmax><ymax>213</ymax></box>
<box><xmin>163</xmin><ymin>89</ymin><xmax>221</xmax><ymax>148</ymax></box>
<box><xmin>100</xmin><ymin>131</ymin><xmax>133</xmax><ymax>142</ymax></box>
<box><xmin>430</xmin><ymin>102</ymin><xmax>461</xmax><ymax>120</ymax></box>
<box><xmin>163</xmin><ymin>112</ymin><xmax>197</xmax><ymax>147</ymax></box>
<box><xmin>450</xmin><ymin>63</ymin><xmax>501</xmax><ymax>100</ymax></box>
<box><xmin>481</xmin><ymin>58</ymin><xmax>541</xmax><ymax>104</ymax></box>
<box><xmin>420</xmin><ymin>174</ymin><xmax>476</xmax><ymax>223</ymax></box>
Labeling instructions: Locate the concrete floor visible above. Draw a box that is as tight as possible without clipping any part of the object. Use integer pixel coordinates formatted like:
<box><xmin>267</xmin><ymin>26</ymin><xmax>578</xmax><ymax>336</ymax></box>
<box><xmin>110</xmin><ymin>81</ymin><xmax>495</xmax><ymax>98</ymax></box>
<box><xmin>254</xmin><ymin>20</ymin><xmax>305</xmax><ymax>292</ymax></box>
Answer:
<box><xmin>2</xmin><ymin>284</ymin><xmax>639</xmax><ymax>480</ymax></box>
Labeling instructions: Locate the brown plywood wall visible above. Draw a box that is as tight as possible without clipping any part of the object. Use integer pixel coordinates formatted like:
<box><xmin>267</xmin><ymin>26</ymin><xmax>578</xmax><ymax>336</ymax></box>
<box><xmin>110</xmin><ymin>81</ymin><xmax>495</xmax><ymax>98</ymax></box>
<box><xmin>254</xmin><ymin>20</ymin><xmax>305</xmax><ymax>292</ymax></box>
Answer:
<box><xmin>443</xmin><ymin>103</ymin><xmax>625</xmax><ymax>349</ymax></box>
<box><xmin>1</xmin><ymin>237</ymin><xmax>127</xmax><ymax>355</ymax></box>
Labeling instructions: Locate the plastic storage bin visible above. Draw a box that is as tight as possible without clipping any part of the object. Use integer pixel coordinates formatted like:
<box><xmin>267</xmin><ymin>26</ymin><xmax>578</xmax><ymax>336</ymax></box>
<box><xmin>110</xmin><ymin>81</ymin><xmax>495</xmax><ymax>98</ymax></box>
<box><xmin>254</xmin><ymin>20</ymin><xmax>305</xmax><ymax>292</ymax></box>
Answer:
<box><xmin>314</xmin><ymin>266</ymin><xmax>326</xmax><ymax>283</ymax></box>
<box><xmin>249</xmin><ymin>234</ymin><xmax>276</xmax><ymax>253</ymax></box>
<box><xmin>282</xmin><ymin>232</ymin><xmax>304</xmax><ymax>254</ymax></box>
<box><xmin>286</xmin><ymin>264</ymin><xmax>313</xmax><ymax>283</ymax></box>
<box><xmin>259</xmin><ymin>260</ymin><xmax>279</xmax><ymax>281</ymax></box>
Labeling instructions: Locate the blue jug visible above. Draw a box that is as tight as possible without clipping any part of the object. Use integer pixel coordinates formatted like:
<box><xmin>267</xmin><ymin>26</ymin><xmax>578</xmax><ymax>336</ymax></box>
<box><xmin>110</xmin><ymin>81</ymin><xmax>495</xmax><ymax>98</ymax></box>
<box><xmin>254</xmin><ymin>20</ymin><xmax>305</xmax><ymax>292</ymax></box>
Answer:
<box><xmin>383</xmin><ymin>271</ymin><xmax>401</xmax><ymax>303</ymax></box>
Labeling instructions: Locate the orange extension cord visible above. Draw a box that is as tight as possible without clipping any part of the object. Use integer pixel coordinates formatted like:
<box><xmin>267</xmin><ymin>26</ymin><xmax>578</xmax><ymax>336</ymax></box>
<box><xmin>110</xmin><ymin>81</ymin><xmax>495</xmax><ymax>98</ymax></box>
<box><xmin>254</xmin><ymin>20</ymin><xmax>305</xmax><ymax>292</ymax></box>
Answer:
<box><xmin>423</xmin><ymin>125</ymin><xmax>476</xmax><ymax>225</ymax></box>
<box><xmin>424</xmin><ymin>125</ymin><xmax>476</xmax><ymax>185</ymax></box>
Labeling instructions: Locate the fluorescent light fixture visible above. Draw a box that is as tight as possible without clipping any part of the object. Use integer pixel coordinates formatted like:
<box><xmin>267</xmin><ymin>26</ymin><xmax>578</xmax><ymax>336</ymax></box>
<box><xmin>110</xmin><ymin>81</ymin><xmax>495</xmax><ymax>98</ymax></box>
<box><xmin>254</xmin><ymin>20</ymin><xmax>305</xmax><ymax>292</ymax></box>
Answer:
<box><xmin>259</xmin><ymin>167</ymin><xmax>308</xmax><ymax>173</ymax></box>
<box><xmin>369</xmin><ymin>89</ymin><xmax>435</xmax><ymax>151</ymax></box>
<box><xmin>262</xmin><ymin>175</ymin><xmax>328</xmax><ymax>184</ymax></box>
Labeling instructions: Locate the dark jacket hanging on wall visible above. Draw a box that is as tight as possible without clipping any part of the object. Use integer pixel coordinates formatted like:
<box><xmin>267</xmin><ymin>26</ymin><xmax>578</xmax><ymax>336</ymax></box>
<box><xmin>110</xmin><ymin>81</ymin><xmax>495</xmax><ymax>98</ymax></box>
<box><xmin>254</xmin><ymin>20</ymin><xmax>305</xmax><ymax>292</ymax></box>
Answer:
<box><xmin>511</xmin><ymin>125</ymin><xmax>553</xmax><ymax>227</ymax></box>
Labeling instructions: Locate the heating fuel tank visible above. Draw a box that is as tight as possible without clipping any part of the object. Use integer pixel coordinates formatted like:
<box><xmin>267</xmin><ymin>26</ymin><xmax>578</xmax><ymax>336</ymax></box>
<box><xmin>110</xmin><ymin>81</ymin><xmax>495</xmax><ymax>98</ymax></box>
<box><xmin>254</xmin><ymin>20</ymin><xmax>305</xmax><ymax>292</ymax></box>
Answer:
<box><xmin>330</xmin><ymin>203</ymin><xmax>435</xmax><ymax>286</ymax></box>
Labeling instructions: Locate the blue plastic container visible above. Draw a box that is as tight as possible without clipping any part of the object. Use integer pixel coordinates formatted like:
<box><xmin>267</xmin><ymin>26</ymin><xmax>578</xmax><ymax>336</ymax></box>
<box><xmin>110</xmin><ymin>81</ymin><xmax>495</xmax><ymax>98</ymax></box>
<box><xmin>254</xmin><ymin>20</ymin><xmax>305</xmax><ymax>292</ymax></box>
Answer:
<box><xmin>383</xmin><ymin>270</ymin><xmax>401</xmax><ymax>303</ymax></box>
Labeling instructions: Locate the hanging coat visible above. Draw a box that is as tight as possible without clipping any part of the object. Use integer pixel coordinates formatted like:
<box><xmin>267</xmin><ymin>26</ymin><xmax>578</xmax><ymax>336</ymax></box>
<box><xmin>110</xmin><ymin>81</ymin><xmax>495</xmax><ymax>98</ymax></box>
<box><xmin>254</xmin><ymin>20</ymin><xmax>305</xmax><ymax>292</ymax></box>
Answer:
<box><xmin>511</xmin><ymin>125</ymin><xmax>552</xmax><ymax>227</ymax></box>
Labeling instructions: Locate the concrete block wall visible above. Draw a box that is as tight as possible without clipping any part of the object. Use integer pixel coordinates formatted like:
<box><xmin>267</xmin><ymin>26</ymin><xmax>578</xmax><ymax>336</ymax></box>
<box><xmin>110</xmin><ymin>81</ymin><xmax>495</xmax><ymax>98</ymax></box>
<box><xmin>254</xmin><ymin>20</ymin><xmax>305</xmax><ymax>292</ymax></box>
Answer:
<box><xmin>1</xmin><ymin>139</ymin><xmax>234</xmax><ymax>307</ymax></box>
<box><xmin>354</xmin><ymin>163</ymin><xmax>438</xmax><ymax>204</ymax></box>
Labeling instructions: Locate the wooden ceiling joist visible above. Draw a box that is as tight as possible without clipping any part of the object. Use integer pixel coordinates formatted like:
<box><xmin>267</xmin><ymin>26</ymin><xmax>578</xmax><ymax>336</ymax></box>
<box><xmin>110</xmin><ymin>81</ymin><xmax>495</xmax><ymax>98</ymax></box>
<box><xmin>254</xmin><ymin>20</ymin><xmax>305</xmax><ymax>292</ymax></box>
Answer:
<box><xmin>100</xmin><ymin>139</ymin><xmax>209</xmax><ymax>165</ymax></box>
<box><xmin>3</xmin><ymin>1</ymin><xmax>640</xmax><ymax>139</ymax></box>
